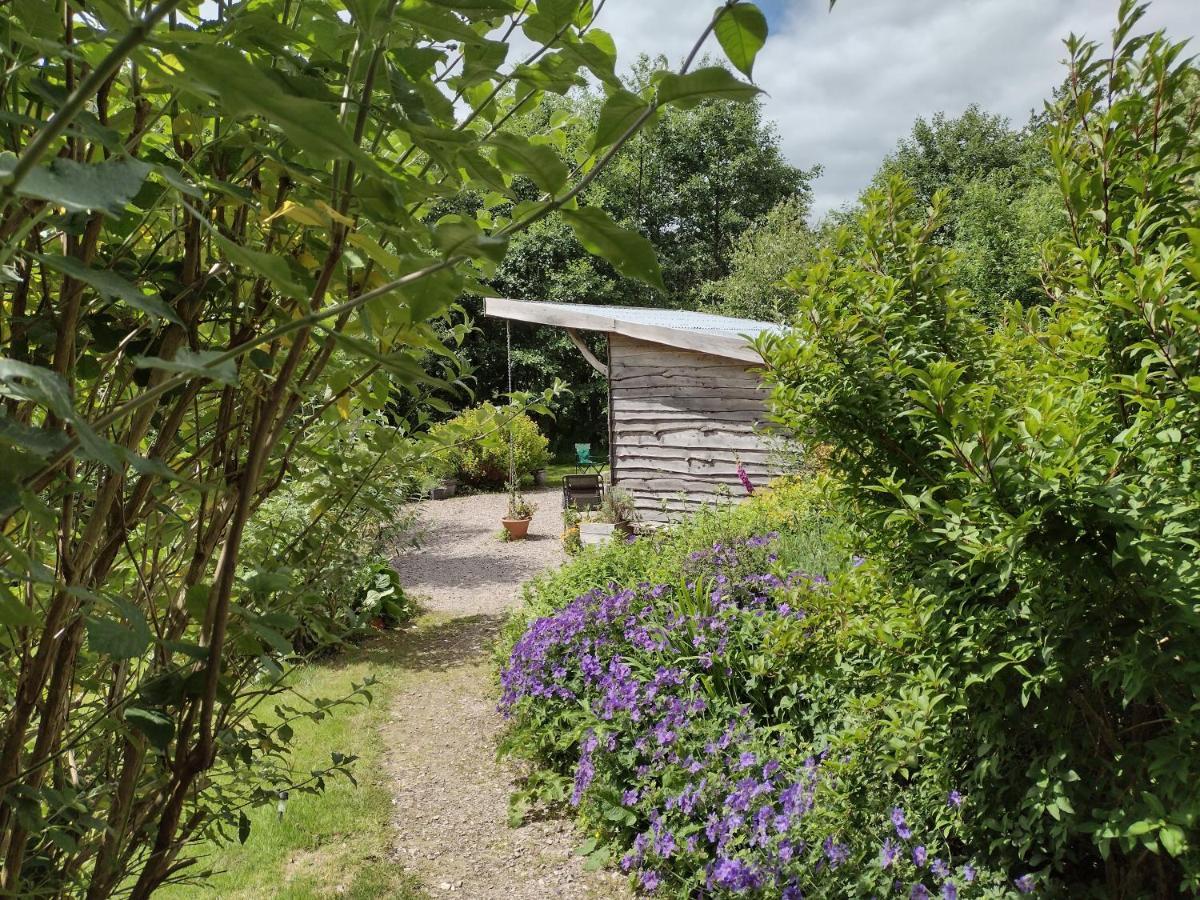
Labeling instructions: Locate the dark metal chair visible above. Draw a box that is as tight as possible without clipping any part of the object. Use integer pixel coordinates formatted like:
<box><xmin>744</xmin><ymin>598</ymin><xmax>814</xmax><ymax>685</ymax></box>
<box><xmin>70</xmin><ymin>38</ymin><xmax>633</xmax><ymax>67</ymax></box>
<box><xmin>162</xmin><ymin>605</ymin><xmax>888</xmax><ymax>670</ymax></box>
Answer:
<box><xmin>562</xmin><ymin>473</ymin><xmax>604</xmax><ymax>511</ymax></box>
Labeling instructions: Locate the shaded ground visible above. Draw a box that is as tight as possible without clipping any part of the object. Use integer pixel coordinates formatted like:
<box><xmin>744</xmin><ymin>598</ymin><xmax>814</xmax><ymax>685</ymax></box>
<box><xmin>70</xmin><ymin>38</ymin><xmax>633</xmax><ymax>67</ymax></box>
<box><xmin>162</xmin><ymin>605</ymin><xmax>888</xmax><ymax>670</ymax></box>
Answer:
<box><xmin>384</xmin><ymin>487</ymin><xmax>630</xmax><ymax>899</ymax></box>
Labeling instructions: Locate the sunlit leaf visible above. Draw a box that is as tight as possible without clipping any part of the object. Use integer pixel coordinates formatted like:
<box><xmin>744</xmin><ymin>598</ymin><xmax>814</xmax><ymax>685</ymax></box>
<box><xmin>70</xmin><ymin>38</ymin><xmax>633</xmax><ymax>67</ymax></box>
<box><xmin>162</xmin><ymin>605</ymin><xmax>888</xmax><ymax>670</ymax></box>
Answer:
<box><xmin>657</xmin><ymin>66</ymin><xmax>762</xmax><ymax>108</ymax></box>
<box><xmin>490</xmin><ymin>132</ymin><xmax>569</xmax><ymax>195</ymax></box>
<box><xmin>0</xmin><ymin>152</ymin><xmax>150</xmax><ymax>216</ymax></box>
<box><xmin>713</xmin><ymin>3</ymin><xmax>768</xmax><ymax>78</ymax></box>
<box><xmin>562</xmin><ymin>206</ymin><xmax>665</xmax><ymax>291</ymax></box>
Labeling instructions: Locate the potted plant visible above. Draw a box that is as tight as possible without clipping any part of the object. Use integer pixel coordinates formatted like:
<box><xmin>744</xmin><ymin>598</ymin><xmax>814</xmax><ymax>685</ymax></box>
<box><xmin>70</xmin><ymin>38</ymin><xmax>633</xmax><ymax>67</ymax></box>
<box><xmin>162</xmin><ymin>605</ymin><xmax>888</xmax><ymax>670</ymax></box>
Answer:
<box><xmin>578</xmin><ymin>489</ymin><xmax>638</xmax><ymax>546</ymax></box>
<box><xmin>501</xmin><ymin>482</ymin><xmax>536</xmax><ymax>540</ymax></box>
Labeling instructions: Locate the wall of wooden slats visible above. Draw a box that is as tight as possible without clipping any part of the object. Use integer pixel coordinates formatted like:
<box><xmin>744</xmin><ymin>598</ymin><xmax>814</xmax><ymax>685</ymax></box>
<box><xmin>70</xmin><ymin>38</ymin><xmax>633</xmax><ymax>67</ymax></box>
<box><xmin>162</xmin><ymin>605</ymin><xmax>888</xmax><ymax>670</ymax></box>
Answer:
<box><xmin>608</xmin><ymin>334</ymin><xmax>782</xmax><ymax>521</ymax></box>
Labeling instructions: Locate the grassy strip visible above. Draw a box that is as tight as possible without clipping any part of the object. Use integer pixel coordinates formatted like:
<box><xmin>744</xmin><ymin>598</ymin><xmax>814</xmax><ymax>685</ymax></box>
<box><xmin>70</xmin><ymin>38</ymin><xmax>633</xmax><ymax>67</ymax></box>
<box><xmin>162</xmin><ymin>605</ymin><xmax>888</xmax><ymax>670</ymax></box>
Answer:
<box><xmin>163</xmin><ymin>636</ymin><xmax>424</xmax><ymax>900</ymax></box>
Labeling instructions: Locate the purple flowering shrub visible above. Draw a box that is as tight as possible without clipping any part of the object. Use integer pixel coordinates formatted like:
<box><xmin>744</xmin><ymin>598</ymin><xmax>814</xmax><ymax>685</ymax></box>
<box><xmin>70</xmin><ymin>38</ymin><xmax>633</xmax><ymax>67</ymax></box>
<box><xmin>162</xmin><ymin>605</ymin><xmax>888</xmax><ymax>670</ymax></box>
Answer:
<box><xmin>498</xmin><ymin>483</ymin><xmax>1039</xmax><ymax>897</ymax></box>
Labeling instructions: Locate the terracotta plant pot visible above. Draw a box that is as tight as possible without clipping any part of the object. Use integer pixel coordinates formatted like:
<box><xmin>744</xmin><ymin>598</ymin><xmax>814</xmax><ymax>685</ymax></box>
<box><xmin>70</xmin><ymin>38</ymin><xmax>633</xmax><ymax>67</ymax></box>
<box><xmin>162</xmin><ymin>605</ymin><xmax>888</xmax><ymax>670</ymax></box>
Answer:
<box><xmin>501</xmin><ymin>516</ymin><xmax>532</xmax><ymax>540</ymax></box>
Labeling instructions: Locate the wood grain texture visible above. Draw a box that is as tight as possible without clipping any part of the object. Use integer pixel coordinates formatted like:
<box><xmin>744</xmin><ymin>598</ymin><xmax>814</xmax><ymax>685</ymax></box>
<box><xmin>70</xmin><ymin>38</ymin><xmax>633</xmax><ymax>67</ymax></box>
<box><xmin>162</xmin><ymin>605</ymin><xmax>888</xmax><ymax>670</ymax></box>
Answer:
<box><xmin>608</xmin><ymin>334</ymin><xmax>785</xmax><ymax>521</ymax></box>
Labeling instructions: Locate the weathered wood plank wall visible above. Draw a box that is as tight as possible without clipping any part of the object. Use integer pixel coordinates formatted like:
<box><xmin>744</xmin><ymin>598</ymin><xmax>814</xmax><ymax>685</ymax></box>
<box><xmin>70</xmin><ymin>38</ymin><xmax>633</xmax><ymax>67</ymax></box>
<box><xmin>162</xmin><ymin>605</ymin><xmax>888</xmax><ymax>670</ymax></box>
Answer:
<box><xmin>608</xmin><ymin>334</ymin><xmax>781</xmax><ymax>521</ymax></box>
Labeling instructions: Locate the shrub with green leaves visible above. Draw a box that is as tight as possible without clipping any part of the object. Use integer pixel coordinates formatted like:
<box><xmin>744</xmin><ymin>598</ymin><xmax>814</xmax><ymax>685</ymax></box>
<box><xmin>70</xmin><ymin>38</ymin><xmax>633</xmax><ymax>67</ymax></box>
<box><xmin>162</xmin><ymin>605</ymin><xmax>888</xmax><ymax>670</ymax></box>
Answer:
<box><xmin>429</xmin><ymin>402</ymin><xmax>550</xmax><ymax>487</ymax></box>
<box><xmin>0</xmin><ymin>0</ymin><xmax>775</xmax><ymax>894</ymax></box>
<box><xmin>763</xmin><ymin>7</ymin><xmax>1200</xmax><ymax>895</ymax></box>
<box><xmin>499</xmin><ymin>479</ymin><xmax>1042</xmax><ymax>897</ymax></box>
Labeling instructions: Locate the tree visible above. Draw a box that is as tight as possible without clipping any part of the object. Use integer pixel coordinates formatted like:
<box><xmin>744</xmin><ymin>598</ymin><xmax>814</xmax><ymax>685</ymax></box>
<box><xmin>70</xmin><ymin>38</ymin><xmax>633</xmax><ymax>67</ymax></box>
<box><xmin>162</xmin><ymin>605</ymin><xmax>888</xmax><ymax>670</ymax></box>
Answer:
<box><xmin>699</xmin><ymin>195</ymin><xmax>818</xmax><ymax>321</ymax></box>
<box><xmin>0</xmin><ymin>1</ymin><xmax>774</xmax><ymax>894</ymax></box>
<box><xmin>870</xmin><ymin>105</ymin><xmax>1066</xmax><ymax>316</ymax></box>
<box><xmin>466</xmin><ymin>61</ymin><xmax>816</xmax><ymax>452</ymax></box>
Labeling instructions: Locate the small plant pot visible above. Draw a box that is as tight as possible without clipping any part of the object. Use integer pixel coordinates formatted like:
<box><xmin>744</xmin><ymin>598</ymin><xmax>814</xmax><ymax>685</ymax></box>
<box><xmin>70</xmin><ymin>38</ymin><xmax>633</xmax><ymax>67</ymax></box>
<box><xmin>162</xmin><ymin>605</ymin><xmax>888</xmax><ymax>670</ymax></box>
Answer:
<box><xmin>431</xmin><ymin>478</ymin><xmax>458</xmax><ymax>501</ymax></box>
<box><xmin>534</xmin><ymin>468</ymin><xmax>548</xmax><ymax>486</ymax></box>
<box><xmin>501</xmin><ymin>516</ymin><xmax>532</xmax><ymax>540</ymax></box>
<box><xmin>579</xmin><ymin>521</ymin><xmax>617</xmax><ymax>546</ymax></box>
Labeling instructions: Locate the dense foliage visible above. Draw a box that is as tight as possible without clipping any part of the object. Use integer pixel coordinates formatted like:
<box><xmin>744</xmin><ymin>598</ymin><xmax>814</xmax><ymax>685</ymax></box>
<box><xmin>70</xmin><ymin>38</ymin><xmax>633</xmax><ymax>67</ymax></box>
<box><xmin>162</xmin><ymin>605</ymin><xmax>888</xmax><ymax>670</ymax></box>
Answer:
<box><xmin>871</xmin><ymin>105</ymin><xmax>1065</xmax><ymax>319</ymax></box>
<box><xmin>0</xmin><ymin>0</ymin><xmax>775</xmax><ymax>894</ymax></box>
<box><xmin>764</xmin><ymin>7</ymin><xmax>1200</xmax><ymax>895</ymax></box>
<box><xmin>466</xmin><ymin>62</ymin><xmax>815</xmax><ymax>452</ymax></box>
<box><xmin>500</xmin><ymin>481</ymin><xmax>1037</xmax><ymax>897</ymax></box>
<box><xmin>428</xmin><ymin>401</ymin><xmax>550</xmax><ymax>487</ymax></box>
<box><xmin>699</xmin><ymin>196</ymin><xmax>817</xmax><ymax>321</ymax></box>
<box><xmin>500</xmin><ymin>6</ymin><xmax>1199</xmax><ymax>899</ymax></box>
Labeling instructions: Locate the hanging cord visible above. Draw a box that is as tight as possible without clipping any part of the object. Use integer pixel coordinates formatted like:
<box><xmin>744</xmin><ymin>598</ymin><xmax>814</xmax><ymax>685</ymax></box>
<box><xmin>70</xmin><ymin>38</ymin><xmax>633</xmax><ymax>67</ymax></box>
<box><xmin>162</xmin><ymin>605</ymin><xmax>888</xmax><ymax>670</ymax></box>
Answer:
<box><xmin>506</xmin><ymin>321</ymin><xmax>517</xmax><ymax>504</ymax></box>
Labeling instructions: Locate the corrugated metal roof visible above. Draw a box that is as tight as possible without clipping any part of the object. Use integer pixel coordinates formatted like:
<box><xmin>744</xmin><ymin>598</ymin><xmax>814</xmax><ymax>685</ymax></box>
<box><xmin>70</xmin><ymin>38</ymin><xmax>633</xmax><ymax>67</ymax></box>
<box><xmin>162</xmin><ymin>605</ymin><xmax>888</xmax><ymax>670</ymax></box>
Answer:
<box><xmin>484</xmin><ymin>298</ymin><xmax>785</xmax><ymax>363</ymax></box>
<box><xmin>523</xmin><ymin>302</ymin><xmax>784</xmax><ymax>340</ymax></box>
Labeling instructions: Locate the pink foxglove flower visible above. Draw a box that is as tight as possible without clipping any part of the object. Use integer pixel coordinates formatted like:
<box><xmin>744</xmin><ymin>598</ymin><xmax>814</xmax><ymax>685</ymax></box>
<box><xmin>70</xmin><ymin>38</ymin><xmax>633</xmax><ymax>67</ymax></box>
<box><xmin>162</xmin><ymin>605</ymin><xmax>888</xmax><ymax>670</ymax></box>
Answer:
<box><xmin>736</xmin><ymin>460</ymin><xmax>754</xmax><ymax>495</ymax></box>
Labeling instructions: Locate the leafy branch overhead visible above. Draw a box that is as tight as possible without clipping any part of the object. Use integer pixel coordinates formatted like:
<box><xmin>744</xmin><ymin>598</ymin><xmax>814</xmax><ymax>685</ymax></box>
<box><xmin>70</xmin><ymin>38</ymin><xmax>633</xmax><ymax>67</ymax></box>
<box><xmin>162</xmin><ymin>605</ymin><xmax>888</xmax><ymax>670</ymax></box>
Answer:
<box><xmin>0</xmin><ymin>0</ymin><xmax>775</xmax><ymax>896</ymax></box>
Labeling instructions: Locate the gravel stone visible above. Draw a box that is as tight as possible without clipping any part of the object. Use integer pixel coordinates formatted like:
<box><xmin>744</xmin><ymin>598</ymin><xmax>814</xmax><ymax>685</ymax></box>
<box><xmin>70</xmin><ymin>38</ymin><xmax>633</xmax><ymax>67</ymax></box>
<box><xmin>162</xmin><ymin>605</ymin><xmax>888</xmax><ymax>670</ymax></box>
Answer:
<box><xmin>384</xmin><ymin>488</ymin><xmax>631</xmax><ymax>900</ymax></box>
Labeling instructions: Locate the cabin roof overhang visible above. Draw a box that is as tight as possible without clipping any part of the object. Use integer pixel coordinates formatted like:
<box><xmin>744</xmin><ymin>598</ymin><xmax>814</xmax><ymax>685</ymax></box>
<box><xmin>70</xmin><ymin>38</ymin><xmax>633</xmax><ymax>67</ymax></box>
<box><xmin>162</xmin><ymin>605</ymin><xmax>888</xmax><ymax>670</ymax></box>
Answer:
<box><xmin>484</xmin><ymin>297</ymin><xmax>782</xmax><ymax>364</ymax></box>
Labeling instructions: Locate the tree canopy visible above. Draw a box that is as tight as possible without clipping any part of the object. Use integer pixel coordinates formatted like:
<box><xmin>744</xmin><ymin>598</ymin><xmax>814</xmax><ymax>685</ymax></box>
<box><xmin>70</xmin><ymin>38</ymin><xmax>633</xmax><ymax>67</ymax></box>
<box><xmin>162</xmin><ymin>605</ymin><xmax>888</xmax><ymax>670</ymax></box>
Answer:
<box><xmin>0</xmin><ymin>1</ymin><xmax>776</xmax><ymax>894</ymax></box>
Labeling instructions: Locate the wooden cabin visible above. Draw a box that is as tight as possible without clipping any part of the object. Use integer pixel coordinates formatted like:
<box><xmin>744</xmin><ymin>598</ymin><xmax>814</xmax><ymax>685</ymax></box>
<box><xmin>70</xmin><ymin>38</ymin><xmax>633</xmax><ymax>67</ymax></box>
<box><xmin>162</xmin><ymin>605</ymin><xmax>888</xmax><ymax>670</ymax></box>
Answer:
<box><xmin>484</xmin><ymin>298</ymin><xmax>787</xmax><ymax>522</ymax></box>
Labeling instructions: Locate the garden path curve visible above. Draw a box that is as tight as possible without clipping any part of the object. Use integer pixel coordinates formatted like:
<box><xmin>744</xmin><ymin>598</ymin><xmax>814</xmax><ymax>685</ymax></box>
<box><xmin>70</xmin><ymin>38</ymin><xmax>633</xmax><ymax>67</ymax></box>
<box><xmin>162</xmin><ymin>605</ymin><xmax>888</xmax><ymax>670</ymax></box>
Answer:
<box><xmin>384</xmin><ymin>486</ymin><xmax>630</xmax><ymax>899</ymax></box>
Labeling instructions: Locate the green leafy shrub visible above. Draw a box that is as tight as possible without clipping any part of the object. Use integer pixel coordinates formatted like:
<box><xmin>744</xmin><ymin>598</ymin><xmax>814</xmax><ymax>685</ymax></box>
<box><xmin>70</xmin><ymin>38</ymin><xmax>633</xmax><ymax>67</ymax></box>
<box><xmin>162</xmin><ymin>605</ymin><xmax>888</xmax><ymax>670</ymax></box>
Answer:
<box><xmin>499</xmin><ymin>479</ymin><xmax>1039</xmax><ymax>897</ymax></box>
<box><xmin>430</xmin><ymin>403</ymin><xmax>551</xmax><ymax>488</ymax></box>
<box><xmin>0</xmin><ymin>0</ymin><xmax>772</xmax><ymax>892</ymax></box>
<box><xmin>762</xmin><ymin>10</ymin><xmax>1200</xmax><ymax>896</ymax></box>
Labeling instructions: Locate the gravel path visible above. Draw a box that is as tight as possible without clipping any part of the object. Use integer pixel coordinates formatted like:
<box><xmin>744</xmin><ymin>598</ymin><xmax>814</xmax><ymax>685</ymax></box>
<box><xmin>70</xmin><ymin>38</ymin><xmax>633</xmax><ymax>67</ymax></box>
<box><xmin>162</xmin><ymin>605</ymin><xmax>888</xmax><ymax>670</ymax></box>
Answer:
<box><xmin>384</xmin><ymin>487</ymin><xmax>630</xmax><ymax>900</ymax></box>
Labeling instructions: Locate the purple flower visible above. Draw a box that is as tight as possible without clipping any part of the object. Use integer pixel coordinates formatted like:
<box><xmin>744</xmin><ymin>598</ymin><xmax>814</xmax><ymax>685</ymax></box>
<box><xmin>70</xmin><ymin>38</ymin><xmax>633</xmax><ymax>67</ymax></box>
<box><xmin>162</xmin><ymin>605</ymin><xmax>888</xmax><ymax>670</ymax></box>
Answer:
<box><xmin>912</xmin><ymin>845</ymin><xmax>927</xmax><ymax>867</ymax></box>
<box><xmin>961</xmin><ymin>863</ymin><xmax>977</xmax><ymax>883</ymax></box>
<box><xmin>891</xmin><ymin>807</ymin><xmax>913</xmax><ymax>841</ymax></box>
<box><xmin>911</xmin><ymin>885</ymin><xmax>929</xmax><ymax>900</ymax></box>
<box><xmin>880</xmin><ymin>838</ymin><xmax>899</xmax><ymax>869</ymax></box>
<box><xmin>947</xmin><ymin>790</ymin><xmax>963</xmax><ymax>809</ymax></box>
<box><xmin>822</xmin><ymin>836</ymin><xmax>849</xmax><ymax>868</ymax></box>
<box><xmin>931</xmin><ymin>858</ymin><xmax>949</xmax><ymax>878</ymax></box>
<box><xmin>622</xmin><ymin>788</ymin><xmax>639</xmax><ymax>806</ymax></box>
<box><xmin>941</xmin><ymin>883</ymin><xmax>958</xmax><ymax>900</ymax></box>
<box><xmin>654</xmin><ymin>830</ymin><xmax>676</xmax><ymax>859</ymax></box>
<box><xmin>640</xmin><ymin>869</ymin><xmax>660</xmax><ymax>892</ymax></box>
<box><xmin>852</xmin><ymin>554</ymin><xmax>866</xmax><ymax>567</ymax></box>
<box><xmin>1014</xmin><ymin>874</ymin><xmax>1036</xmax><ymax>894</ymax></box>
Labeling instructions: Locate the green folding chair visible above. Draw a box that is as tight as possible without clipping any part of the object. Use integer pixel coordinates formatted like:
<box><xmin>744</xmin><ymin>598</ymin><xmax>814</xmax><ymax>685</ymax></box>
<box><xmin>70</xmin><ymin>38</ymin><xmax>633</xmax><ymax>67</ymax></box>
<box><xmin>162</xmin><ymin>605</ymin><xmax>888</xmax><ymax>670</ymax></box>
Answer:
<box><xmin>574</xmin><ymin>442</ymin><xmax>604</xmax><ymax>474</ymax></box>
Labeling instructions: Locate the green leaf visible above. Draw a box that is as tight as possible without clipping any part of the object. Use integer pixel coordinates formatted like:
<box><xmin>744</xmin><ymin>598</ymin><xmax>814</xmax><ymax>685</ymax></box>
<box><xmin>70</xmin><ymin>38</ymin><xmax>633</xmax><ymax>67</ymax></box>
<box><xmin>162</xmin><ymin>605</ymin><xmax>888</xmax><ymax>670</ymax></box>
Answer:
<box><xmin>592</xmin><ymin>89</ymin><xmax>650</xmax><ymax>152</ymax></box>
<box><xmin>657</xmin><ymin>66</ymin><xmax>762</xmax><ymax>108</ymax></box>
<box><xmin>132</xmin><ymin>349</ymin><xmax>238</xmax><ymax>386</ymax></box>
<box><xmin>434</xmin><ymin>218</ymin><xmax>509</xmax><ymax>265</ymax></box>
<box><xmin>0</xmin><ymin>417</ymin><xmax>69</xmax><ymax>459</ymax></box>
<box><xmin>562</xmin><ymin>206</ymin><xmax>665</xmax><ymax>291</ymax></box>
<box><xmin>714</xmin><ymin>3</ymin><xmax>768</xmax><ymax>78</ymax></box>
<box><xmin>238</xmin><ymin>811</ymin><xmax>251</xmax><ymax>845</ymax></box>
<box><xmin>427</xmin><ymin>0</ymin><xmax>516</xmax><ymax>15</ymax></box>
<box><xmin>490</xmin><ymin>132</ymin><xmax>569</xmax><ymax>195</ymax></box>
<box><xmin>559</xmin><ymin>36</ymin><xmax>618</xmax><ymax>87</ymax></box>
<box><xmin>124</xmin><ymin>707</ymin><xmax>174</xmax><ymax>751</ymax></box>
<box><xmin>393</xmin><ymin>4</ymin><xmax>489</xmax><ymax>44</ymax></box>
<box><xmin>36</xmin><ymin>254</ymin><xmax>183</xmax><ymax>325</ymax></box>
<box><xmin>536</xmin><ymin>0</ymin><xmax>580</xmax><ymax>29</ymax></box>
<box><xmin>87</xmin><ymin>614</ymin><xmax>151</xmax><ymax>660</ymax></box>
<box><xmin>173</xmin><ymin>47</ymin><xmax>371</xmax><ymax>166</ymax></box>
<box><xmin>0</xmin><ymin>584</ymin><xmax>38</xmax><ymax>628</ymax></box>
<box><xmin>0</xmin><ymin>152</ymin><xmax>150</xmax><ymax>216</ymax></box>
<box><xmin>213</xmin><ymin>232</ymin><xmax>309</xmax><ymax>299</ymax></box>
<box><xmin>1160</xmin><ymin>825</ymin><xmax>1186</xmax><ymax>857</ymax></box>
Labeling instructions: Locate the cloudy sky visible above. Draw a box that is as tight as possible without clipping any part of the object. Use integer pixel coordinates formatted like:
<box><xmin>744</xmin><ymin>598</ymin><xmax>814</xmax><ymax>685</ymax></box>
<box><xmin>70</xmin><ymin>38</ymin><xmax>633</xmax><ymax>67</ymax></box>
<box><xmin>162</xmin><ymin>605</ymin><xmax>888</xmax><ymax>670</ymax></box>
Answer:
<box><xmin>592</xmin><ymin>0</ymin><xmax>1200</xmax><ymax>217</ymax></box>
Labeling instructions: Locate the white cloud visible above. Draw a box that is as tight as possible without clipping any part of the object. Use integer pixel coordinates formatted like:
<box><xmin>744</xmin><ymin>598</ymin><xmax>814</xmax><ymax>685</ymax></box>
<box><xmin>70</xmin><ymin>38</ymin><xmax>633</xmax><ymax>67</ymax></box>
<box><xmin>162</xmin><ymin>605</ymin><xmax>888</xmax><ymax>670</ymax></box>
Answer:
<box><xmin>590</xmin><ymin>0</ymin><xmax>1200</xmax><ymax>217</ymax></box>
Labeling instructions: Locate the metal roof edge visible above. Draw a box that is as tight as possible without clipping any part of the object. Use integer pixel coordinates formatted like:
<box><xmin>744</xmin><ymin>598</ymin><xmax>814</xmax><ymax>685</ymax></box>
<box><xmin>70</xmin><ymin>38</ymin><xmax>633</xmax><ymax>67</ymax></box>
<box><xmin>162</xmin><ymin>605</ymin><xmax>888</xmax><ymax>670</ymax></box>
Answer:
<box><xmin>483</xmin><ymin>297</ymin><xmax>765</xmax><ymax>364</ymax></box>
